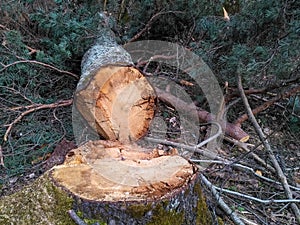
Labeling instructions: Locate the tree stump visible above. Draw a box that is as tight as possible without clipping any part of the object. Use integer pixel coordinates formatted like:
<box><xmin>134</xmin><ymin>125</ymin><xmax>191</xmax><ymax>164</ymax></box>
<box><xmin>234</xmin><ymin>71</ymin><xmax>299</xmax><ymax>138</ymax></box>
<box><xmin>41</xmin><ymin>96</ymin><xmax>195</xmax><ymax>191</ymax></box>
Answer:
<box><xmin>50</xmin><ymin>140</ymin><xmax>212</xmax><ymax>224</ymax></box>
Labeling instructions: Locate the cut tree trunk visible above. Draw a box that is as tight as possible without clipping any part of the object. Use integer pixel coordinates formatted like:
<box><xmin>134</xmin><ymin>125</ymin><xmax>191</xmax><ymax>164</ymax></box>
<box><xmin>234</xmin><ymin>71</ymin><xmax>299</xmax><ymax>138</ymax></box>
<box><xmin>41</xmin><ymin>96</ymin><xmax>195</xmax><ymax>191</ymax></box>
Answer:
<box><xmin>63</xmin><ymin>25</ymin><xmax>213</xmax><ymax>223</ymax></box>
<box><xmin>0</xmin><ymin>147</ymin><xmax>212</xmax><ymax>224</ymax></box>
<box><xmin>74</xmin><ymin>28</ymin><xmax>156</xmax><ymax>143</ymax></box>
<box><xmin>0</xmin><ymin>22</ymin><xmax>214</xmax><ymax>224</ymax></box>
<box><xmin>75</xmin><ymin>65</ymin><xmax>156</xmax><ymax>142</ymax></box>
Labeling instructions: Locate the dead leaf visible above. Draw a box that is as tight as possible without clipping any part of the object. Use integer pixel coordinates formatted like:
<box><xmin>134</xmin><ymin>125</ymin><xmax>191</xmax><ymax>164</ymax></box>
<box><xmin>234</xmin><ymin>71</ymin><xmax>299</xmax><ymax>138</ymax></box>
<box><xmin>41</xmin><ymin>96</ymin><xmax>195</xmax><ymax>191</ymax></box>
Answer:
<box><xmin>255</xmin><ymin>170</ymin><xmax>262</xmax><ymax>176</ymax></box>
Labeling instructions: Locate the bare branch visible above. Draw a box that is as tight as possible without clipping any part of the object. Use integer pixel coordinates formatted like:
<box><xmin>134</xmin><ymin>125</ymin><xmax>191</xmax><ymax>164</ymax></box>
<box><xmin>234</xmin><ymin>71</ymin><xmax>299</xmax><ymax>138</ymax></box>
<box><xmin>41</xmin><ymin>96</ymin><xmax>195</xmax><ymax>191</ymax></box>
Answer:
<box><xmin>214</xmin><ymin>186</ymin><xmax>300</xmax><ymax>204</ymax></box>
<box><xmin>235</xmin><ymin>85</ymin><xmax>300</xmax><ymax>125</ymax></box>
<box><xmin>200</xmin><ymin>174</ymin><xmax>246</xmax><ymax>225</ymax></box>
<box><xmin>224</xmin><ymin>136</ymin><xmax>276</xmax><ymax>173</ymax></box>
<box><xmin>4</xmin><ymin>99</ymin><xmax>73</xmax><ymax>142</ymax></box>
<box><xmin>237</xmin><ymin>74</ymin><xmax>300</xmax><ymax>224</ymax></box>
<box><xmin>68</xmin><ymin>210</ymin><xmax>87</xmax><ymax>225</ymax></box>
<box><xmin>192</xmin><ymin>159</ymin><xmax>300</xmax><ymax>191</ymax></box>
<box><xmin>0</xmin><ymin>145</ymin><xmax>6</xmax><ymax>168</ymax></box>
<box><xmin>155</xmin><ymin>88</ymin><xmax>250</xmax><ymax>142</ymax></box>
<box><xmin>0</xmin><ymin>60</ymin><xmax>79</xmax><ymax>79</ymax></box>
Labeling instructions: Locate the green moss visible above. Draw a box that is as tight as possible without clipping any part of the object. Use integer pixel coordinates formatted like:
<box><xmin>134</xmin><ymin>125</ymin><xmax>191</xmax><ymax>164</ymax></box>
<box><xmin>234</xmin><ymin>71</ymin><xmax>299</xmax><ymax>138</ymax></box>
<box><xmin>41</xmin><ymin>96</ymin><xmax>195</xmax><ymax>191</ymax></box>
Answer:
<box><xmin>126</xmin><ymin>200</ymin><xmax>184</xmax><ymax>225</ymax></box>
<box><xmin>126</xmin><ymin>203</ymin><xmax>153</xmax><ymax>219</ymax></box>
<box><xmin>76</xmin><ymin>210</ymin><xmax>107</xmax><ymax>225</ymax></box>
<box><xmin>0</xmin><ymin>173</ymin><xmax>75</xmax><ymax>224</ymax></box>
<box><xmin>194</xmin><ymin>183</ymin><xmax>212</xmax><ymax>225</ymax></box>
<box><xmin>217</xmin><ymin>217</ymin><xmax>225</xmax><ymax>225</ymax></box>
<box><xmin>146</xmin><ymin>204</ymin><xmax>184</xmax><ymax>225</ymax></box>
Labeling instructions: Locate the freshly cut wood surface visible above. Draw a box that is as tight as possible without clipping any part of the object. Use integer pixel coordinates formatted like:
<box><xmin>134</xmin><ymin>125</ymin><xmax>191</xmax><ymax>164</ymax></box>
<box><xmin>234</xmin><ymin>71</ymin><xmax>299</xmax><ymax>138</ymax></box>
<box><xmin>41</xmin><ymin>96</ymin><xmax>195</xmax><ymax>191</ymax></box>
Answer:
<box><xmin>75</xmin><ymin>65</ymin><xmax>156</xmax><ymax>142</ymax></box>
<box><xmin>51</xmin><ymin>140</ymin><xmax>197</xmax><ymax>202</ymax></box>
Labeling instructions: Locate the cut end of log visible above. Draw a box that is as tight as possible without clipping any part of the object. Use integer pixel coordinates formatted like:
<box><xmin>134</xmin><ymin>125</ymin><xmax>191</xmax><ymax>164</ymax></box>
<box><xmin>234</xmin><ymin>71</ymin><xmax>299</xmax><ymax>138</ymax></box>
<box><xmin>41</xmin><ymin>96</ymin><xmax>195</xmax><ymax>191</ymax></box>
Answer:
<box><xmin>51</xmin><ymin>141</ymin><xmax>198</xmax><ymax>202</ymax></box>
<box><xmin>75</xmin><ymin>65</ymin><xmax>156</xmax><ymax>143</ymax></box>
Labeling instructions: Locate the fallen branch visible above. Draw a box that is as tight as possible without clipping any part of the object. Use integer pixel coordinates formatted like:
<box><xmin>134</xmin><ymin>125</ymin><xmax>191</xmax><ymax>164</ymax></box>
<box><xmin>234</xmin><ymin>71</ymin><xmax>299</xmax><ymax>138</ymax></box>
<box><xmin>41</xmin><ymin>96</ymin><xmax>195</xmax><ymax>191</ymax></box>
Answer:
<box><xmin>235</xmin><ymin>85</ymin><xmax>300</xmax><ymax>125</ymax></box>
<box><xmin>224</xmin><ymin>136</ymin><xmax>276</xmax><ymax>173</ymax></box>
<box><xmin>68</xmin><ymin>210</ymin><xmax>87</xmax><ymax>225</ymax></box>
<box><xmin>251</xmin><ymin>94</ymin><xmax>300</xmax><ymax>119</ymax></box>
<box><xmin>0</xmin><ymin>145</ymin><xmax>5</xmax><ymax>168</ymax></box>
<box><xmin>214</xmin><ymin>186</ymin><xmax>300</xmax><ymax>204</ymax></box>
<box><xmin>145</xmin><ymin>137</ymin><xmax>223</xmax><ymax>160</ymax></box>
<box><xmin>226</xmin><ymin>74</ymin><xmax>300</xmax><ymax>102</ymax></box>
<box><xmin>200</xmin><ymin>174</ymin><xmax>246</xmax><ymax>225</ymax></box>
<box><xmin>3</xmin><ymin>99</ymin><xmax>73</xmax><ymax>142</ymax></box>
<box><xmin>191</xmin><ymin>159</ymin><xmax>300</xmax><ymax>191</ymax></box>
<box><xmin>145</xmin><ymin>121</ymin><xmax>222</xmax><ymax>159</ymax></box>
<box><xmin>237</xmin><ymin>74</ymin><xmax>300</xmax><ymax>224</ymax></box>
<box><xmin>0</xmin><ymin>60</ymin><xmax>79</xmax><ymax>79</ymax></box>
<box><xmin>155</xmin><ymin>88</ymin><xmax>250</xmax><ymax>142</ymax></box>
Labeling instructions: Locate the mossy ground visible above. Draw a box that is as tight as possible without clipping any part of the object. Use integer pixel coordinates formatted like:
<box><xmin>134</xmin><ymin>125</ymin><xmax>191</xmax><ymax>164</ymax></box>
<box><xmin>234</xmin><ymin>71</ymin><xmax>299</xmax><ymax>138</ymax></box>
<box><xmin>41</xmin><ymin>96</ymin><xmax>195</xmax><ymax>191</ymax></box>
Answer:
<box><xmin>0</xmin><ymin>172</ymin><xmax>75</xmax><ymax>225</ymax></box>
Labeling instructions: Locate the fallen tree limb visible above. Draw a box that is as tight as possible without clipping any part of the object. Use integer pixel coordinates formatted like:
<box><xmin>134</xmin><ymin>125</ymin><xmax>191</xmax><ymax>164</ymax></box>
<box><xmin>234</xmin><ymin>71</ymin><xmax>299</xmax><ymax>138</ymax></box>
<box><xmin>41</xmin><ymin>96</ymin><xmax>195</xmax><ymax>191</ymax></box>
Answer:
<box><xmin>224</xmin><ymin>136</ymin><xmax>276</xmax><ymax>173</ymax></box>
<box><xmin>237</xmin><ymin>74</ymin><xmax>300</xmax><ymax>224</ymax></box>
<box><xmin>214</xmin><ymin>185</ymin><xmax>300</xmax><ymax>204</ymax></box>
<box><xmin>226</xmin><ymin>74</ymin><xmax>300</xmax><ymax>102</ymax></box>
<box><xmin>68</xmin><ymin>210</ymin><xmax>87</xmax><ymax>225</ymax></box>
<box><xmin>235</xmin><ymin>84</ymin><xmax>300</xmax><ymax>125</ymax></box>
<box><xmin>155</xmin><ymin>88</ymin><xmax>250</xmax><ymax>142</ymax></box>
<box><xmin>192</xmin><ymin>159</ymin><xmax>300</xmax><ymax>191</ymax></box>
<box><xmin>251</xmin><ymin>93</ymin><xmax>300</xmax><ymax>119</ymax></box>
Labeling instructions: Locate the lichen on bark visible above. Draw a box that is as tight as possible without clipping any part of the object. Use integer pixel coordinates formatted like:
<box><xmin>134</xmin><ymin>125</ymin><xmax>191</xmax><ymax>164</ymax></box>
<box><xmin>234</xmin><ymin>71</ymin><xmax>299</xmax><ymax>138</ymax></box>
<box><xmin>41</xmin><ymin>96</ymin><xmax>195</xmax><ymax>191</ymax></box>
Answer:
<box><xmin>0</xmin><ymin>172</ymin><xmax>75</xmax><ymax>225</ymax></box>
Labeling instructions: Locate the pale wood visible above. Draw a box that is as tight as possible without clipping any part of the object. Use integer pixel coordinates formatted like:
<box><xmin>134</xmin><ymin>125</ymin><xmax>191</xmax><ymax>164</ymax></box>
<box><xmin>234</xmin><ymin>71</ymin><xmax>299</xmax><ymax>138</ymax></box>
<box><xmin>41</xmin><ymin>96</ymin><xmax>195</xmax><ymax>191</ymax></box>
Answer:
<box><xmin>52</xmin><ymin>140</ymin><xmax>196</xmax><ymax>202</ymax></box>
<box><xmin>75</xmin><ymin>65</ymin><xmax>156</xmax><ymax>142</ymax></box>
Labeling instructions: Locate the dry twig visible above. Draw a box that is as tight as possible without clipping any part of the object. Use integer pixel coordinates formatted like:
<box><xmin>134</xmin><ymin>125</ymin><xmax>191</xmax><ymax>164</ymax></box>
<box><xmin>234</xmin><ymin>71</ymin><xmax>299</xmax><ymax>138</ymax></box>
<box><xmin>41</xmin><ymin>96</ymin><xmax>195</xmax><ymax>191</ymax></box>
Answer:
<box><xmin>0</xmin><ymin>60</ymin><xmax>79</xmax><ymax>79</ymax></box>
<box><xmin>237</xmin><ymin>74</ymin><xmax>300</xmax><ymax>224</ymax></box>
<box><xmin>224</xmin><ymin>136</ymin><xmax>276</xmax><ymax>173</ymax></box>
<box><xmin>200</xmin><ymin>174</ymin><xmax>246</xmax><ymax>225</ymax></box>
<box><xmin>0</xmin><ymin>145</ymin><xmax>5</xmax><ymax>168</ymax></box>
<box><xmin>3</xmin><ymin>99</ymin><xmax>73</xmax><ymax>142</ymax></box>
<box><xmin>145</xmin><ymin>121</ymin><xmax>222</xmax><ymax>160</ymax></box>
<box><xmin>226</xmin><ymin>74</ymin><xmax>300</xmax><ymax>102</ymax></box>
<box><xmin>127</xmin><ymin>11</ymin><xmax>183</xmax><ymax>43</ymax></box>
<box><xmin>192</xmin><ymin>159</ymin><xmax>300</xmax><ymax>192</ymax></box>
<box><xmin>214</xmin><ymin>186</ymin><xmax>300</xmax><ymax>204</ymax></box>
<box><xmin>68</xmin><ymin>210</ymin><xmax>87</xmax><ymax>225</ymax></box>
